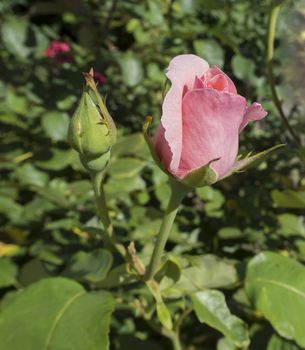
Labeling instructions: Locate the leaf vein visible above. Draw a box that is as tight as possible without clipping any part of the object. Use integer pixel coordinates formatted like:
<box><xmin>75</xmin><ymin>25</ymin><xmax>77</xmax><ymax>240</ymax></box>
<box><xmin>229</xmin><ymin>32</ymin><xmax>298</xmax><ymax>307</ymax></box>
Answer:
<box><xmin>45</xmin><ymin>290</ymin><xmax>85</xmax><ymax>350</ymax></box>
<box><xmin>250</xmin><ymin>277</ymin><xmax>305</xmax><ymax>299</ymax></box>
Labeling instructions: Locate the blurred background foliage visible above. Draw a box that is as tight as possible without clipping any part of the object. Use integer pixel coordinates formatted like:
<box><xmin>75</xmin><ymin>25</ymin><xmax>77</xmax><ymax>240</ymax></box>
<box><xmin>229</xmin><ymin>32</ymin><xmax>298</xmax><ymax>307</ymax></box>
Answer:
<box><xmin>0</xmin><ymin>0</ymin><xmax>305</xmax><ymax>349</ymax></box>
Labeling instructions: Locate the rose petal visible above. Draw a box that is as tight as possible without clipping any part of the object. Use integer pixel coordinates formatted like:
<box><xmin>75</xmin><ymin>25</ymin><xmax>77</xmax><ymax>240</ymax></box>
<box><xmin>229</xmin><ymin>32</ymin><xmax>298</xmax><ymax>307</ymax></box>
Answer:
<box><xmin>239</xmin><ymin>102</ymin><xmax>268</xmax><ymax>131</ymax></box>
<box><xmin>153</xmin><ymin>125</ymin><xmax>172</xmax><ymax>172</ymax></box>
<box><xmin>194</xmin><ymin>76</ymin><xmax>206</xmax><ymax>89</ymax></box>
<box><xmin>166</xmin><ymin>54</ymin><xmax>209</xmax><ymax>89</ymax></box>
<box><xmin>177</xmin><ymin>89</ymin><xmax>247</xmax><ymax>179</ymax></box>
<box><xmin>155</xmin><ymin>55</ymin><xmax>209</xmax><ymax>173</ymax></box>
<box><xmin>205</xmin><ymin>66</ymin><xmax>237</xmax><ymax>95</ymax></box>
<box><xmin>207</xmin><ymin>74</ymin><xmax>229</xmax><ymax>93</ymax></box>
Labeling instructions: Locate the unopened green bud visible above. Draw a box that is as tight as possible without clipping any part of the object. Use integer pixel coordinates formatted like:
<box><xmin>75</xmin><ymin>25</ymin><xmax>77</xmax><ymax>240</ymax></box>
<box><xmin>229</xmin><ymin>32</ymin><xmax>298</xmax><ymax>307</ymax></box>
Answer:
<box><xmin>69</xmin><ymin>90</ymin><xmax>111</xmax><ymax>158</ymax></box>
<box><xmin>79</xmin><ymin>152</ymin><xmax>110</xmax><ymax>174</ymax></box>
<box><xmin>68</xmin><ymin>69</ymin><xmax>117</xmax><ymax>173</ymax></box>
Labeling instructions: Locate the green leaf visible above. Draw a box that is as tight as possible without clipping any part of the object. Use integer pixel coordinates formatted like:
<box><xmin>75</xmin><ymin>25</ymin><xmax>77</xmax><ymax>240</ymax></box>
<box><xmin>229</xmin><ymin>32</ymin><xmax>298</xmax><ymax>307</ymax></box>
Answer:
<box><xmin>97</xmin><ymin>263</ymin><xmax>137</xmax><ymax>289</ymax></box>
<box><xmin>192</xmin><ymin>290</ymin><xmax>249</xmax><ymax>348</ymax></box>
<box><xmin>145</xmin><ymin>1</ymin><xmax>164</xmax><ymax>25</ymax></box>
<box><xmin>218</xmin><ymin>227</ymin><xmax>242</xmax><ymax>239</ymax></box>
<box><xmin>196</xmin><ymin>186</ymin><xmax>225</xmax><ymax>217</ymax></box>
<box><xmin>19</xmin><ymin>259</ymin><xmax>50</xmax><ymax>286</ymax></box>
<box><xmin>105</xmin><ymin>176</ymin><xmax>145</xmax><ymax>198</ymax></box>
<box><xmin>0</xmin><ymin>258</ymin><xmax>17</xmax><ymax>288</ymax></box>
<box><xmin>63</xmin><ymin>249</ymin><xmax>113</xmax><ymax>283</ymax></box>
<box><xmin>1</xmin><ymin>17</ymin><xmax>30</xmax><ymax>59</ymax></box>
<box><xmin>15</xmin><ymin>163</ymin><xmax>49</xmax><ymax>187</ymax></box>
<box><xmin>36</xmin><ymin>149</ymin><xmax>72</xmax><ymax>171</ymax></box>
<box><xmin>194</xmin><ymin>39</ymin><xmax>224</xmax><ymax>68</ymax></box>
<box><xmin>107</xmin><ymin>157</ymin><xmax>146</xmax><ymax>179</ymax></box>
<box><xmin>217</xmin><ymin>337</ymin><xmax>237</xmax><ymax>350</ymax></box>
<box><xmin>0</xmin><ymin>113</ymin><xmax>26</xmax><ymax>129</ymax></box>
<box><xmin>147</xmin><ymin>63</ymin><xmax>164</xmax><ymax>83</ymax></box>
<box><xmin>0</xmin><ymin>196</ymin><xmax>23</xmax><ymax>221</ymax></box>
<box><xmin>231</xmin><ymin>55</ymin><xmax>255</xmax><ymax>81</ymax></box>
<box><xmin>155</xmin><ymin>256</ymin><xmax>181</xmax><ymax>291</ymax></box>
<box><xmin>46</xmin><ymin>218</ymin><xmax>75</xmax><ymax>231</ymax></box>
<box><xmin>155</xmin><ymin>182</ymin><xmax>171</xmax><ymax>210</ymax></box>
<box><xmin>31</xmin><ymin>178</ymin><xmax>69</xmax><ymax>207</ymax></box>
<box><xmin>0</xmin><ymin>277</ymin><xmax>115</xmax><ymax>350</ymax></box>
<box><xmin>112</xmin><ymin>133</ymin><xmax>147</xmax><ymax>158</ymax></box>
<box><xmin>41</xmin><ymin>112</ymin><xmax>70</xmax><ymax>142</ymax></box>
<box><xmin>118</xmin><ymin>52</ymin><xmax>144</xmax><ymax>87</ymax></box>
<box><xmin>175</xmin><ymin>255</ymin><xmax>238</xmax><ymax>293</ymax></box>
<box><xmin>31</xmin><ymin>26</ymin><xmax>49</xmax><ymax>57</ymax></box>
<box><xmin>277</xmin><ymin>213</ymin><xmax>305</xmax><ymax>237</ymax></box>
<box><xmin>272</xmin><ymin>190</ymin><xmax>305</xmax><ymax>209</ymax></box>
<box><xmin>178</xmin><ymin>0</ymin><xmax>199</xmax><ymax>12</ymax></box>
<box><xmin>245</xmin><ymin>252</ymin><xmax>305</xmax><ymax>347</ymax></box>
<box><xmin>5</xmin><ymin>88</ymin><xmax>29</xmax><ymax>115</ymax></box>
<box><xmin>267</xmin><ymin>334</ymin><xmax>301</xmax><ymax>350</ymax></box>
<box><xmin>56</xmin><ymin>95</ymin><xmax>77</xmax><ymax>111</ymax></box>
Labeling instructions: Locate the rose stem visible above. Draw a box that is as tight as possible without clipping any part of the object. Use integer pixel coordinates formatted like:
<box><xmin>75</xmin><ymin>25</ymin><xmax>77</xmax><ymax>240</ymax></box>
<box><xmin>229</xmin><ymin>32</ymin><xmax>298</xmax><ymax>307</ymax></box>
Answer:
<box><xmin>170</xmin><ymin>333</ymin><xmax>183</xmax><ymax>350</ymax></box>
<box><xmin>90</xmin><ymin>171</ymin><xmax>126</xmax><ymax>258</ymax></box>
<box><xmin>267</xmin><ymin>3</ymin><xmax>301</xmax><ymax>145</ymax></box>
<box><xmin>145</xmin><ymin>180</ymin><xmax>189</xmax><ymax>280</ymax></box>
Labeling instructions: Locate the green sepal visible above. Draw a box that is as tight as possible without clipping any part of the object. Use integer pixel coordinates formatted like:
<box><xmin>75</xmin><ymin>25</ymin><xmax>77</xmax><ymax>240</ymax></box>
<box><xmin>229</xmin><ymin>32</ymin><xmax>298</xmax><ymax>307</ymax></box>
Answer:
<box><xmin>80</xmin><ymin>152</ymin><xmax>110</xmax><ymax>174</ymax></box>
<box><xmin>83</xmin><ymin>70</ymin><xmax>117</xmax><ymax>145</ymax></box>
<box><xmin>222</xmin><ymin>144</ymin><xmax>285</xmax><ymax>180</ymax></box>
<box><xmin>181</xmin><ymin>160</ymin><xmax>218</xmax><ymax>188</ymax></box>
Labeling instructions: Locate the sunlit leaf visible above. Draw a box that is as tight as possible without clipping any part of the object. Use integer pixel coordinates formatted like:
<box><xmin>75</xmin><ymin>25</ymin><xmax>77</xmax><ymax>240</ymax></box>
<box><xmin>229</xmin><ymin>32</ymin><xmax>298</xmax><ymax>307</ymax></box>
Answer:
<box><xmin>0</xmin><ymin>278</ymin><xmax>115</xmax><ymax>350</ymax></box>
<box><xmin>245</xmin><ymin>252</ymin><xmax>305</xmax><ymax>347</ymax></box>
<box><xmin>192</xmin><ymin>290</ymin><xmax>249</xmax><ymax>348</ymax></box>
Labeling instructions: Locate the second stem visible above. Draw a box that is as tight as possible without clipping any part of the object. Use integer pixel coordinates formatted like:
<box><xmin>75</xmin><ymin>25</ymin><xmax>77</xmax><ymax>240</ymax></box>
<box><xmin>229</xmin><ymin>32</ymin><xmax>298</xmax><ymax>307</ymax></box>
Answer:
<box><xmin>267</xmin><ymin>3</ymin><xmax>301</xmax><ymax>145</ymax></box>
<box><xmin>145</xmin><ymin>180</ymin><xmax>189</xmax><ymax>280</ymax></box>
<box><xmin>91</xmin><ymin>171</ymin><xmax>126</xmax><ymax>258</ymax></box>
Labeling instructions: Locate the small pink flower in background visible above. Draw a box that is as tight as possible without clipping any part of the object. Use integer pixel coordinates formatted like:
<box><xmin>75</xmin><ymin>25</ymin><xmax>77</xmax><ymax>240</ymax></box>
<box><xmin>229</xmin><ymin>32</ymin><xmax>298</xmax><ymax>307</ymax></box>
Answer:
<box><xmin>93</xmin><ymin>71</ymin><xmax>107</xmax><ymax>84</ymax></box>
<box><xmin>45</xmin><ymin>41</ymin><xmax>70</xmax><ymax>57</ymax></box>
<box><xmin>153</xmin><ymin>54</ymin><xmax>267</xmax><ymax>182</ymax></box>
<box><xmin>45</xmin><ymin>41</ymin><xmax>72</xmax><ymax>63</ymax></box>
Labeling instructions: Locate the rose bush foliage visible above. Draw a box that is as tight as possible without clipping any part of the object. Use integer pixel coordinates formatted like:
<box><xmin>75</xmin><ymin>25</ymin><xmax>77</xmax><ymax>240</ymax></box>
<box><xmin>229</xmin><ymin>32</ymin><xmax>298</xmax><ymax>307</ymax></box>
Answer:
<box><xmin>0</xmin><ymin>1</ymin><xmax>305</xmax><ymax>350</ymax></box>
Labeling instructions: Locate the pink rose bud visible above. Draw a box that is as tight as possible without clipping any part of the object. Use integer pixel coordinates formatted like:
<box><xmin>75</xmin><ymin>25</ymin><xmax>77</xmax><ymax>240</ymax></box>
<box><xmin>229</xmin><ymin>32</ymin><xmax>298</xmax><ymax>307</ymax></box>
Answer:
<box><xmin>146</xmin><ymin>54</ymin><xmax>271</xmax><ymax>187</ymax></box>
